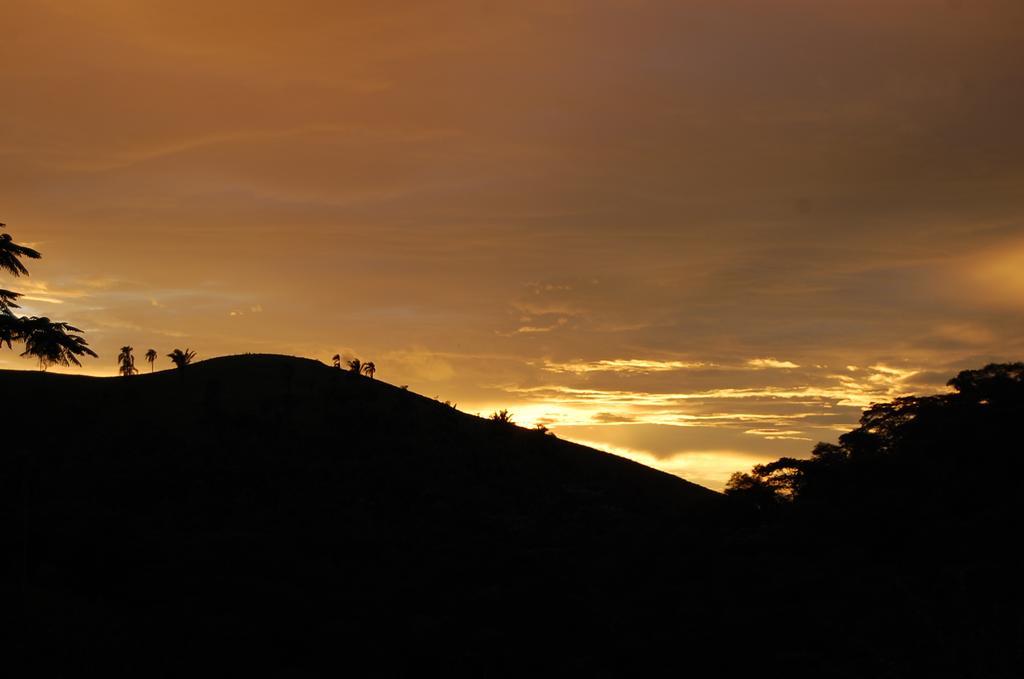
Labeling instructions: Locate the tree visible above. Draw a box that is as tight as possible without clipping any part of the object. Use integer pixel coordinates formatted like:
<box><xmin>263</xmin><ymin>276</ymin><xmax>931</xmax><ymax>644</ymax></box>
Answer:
<box><xmin>0</xmin><ymin>223</ymin><xmax>95</xmax><ymax>368</ymax></box>
<box><xmin>1</xmin><ymin>224</ymin><xmax>37</xmax><ymax>352</ymax></box>
<box><xmin>533</xmin><ymin>423</ymin><xmax>555</xmax><ymax>437</ymax></box>
<box><xmin>490</xmin><ymin>409</ymin><xmax>514</xmax><ymax>425</ymax></box>
<box><xmin>145</xmin><ymin>349</ymin><xmax>158</xmax><ymax>373</ymax></box>
<box><xmin>725</xmin><ymin>362</ymin><xmax>1024</xmax><ymax>512</ymax></box>
<box><xmin>724</xmin><ymin>471</ymin><xmax>787</xmax><ymax>512</ymax></box>
<box><xmin>947</xmin><ymin>362</ymin><xmax>1024</xmax><ymax>405</ymax></box>
<box><xmin>0</xmin><ymin>224</ymin><xmax>41</xmax><ymax>277</ymax></box>
<box><xmin>118</xmin><ymin>346</ymin><xmax>138</xmax><ymax>377</ymax></box>
<box><xmin>347</xmin><ymin>358</ymin><xmax>362</xmax><ymax>374</ymax></box>
<box><xmin>362</xmin><ymin>361</ymin><xmax>376</xmax><ymax>379</ymax></box>
<box><xmin>1</xmin><ymin>289</ymin><xmax>23</xmax><ymax>349</ymax></box>
<box><xmin>168</xmin><ymin>348</ymin><xmax>197</xmax><ymax>370</ymax></box>
<box><xmin>0</xmin><ymin>313</ymin><xmax>18</xmax><ymax>350</ymax></box>
<box><xmin>725</xmin><ymin>444</ymin><xmax>851</xmax><ymax>507</ymax></box>
<box><xmin>332</xmin><ymin>354</ymin><xmax>342</xmax><ymax>369</ymax></box>
<box><xmin>19</xmin><ymin>317</ymin><xmax>98</xmax><ymax>370</ymax></box>
<box><xmin>0</xmin><ymin>288</ymin><xmax>21</xmax><ymax>313</ymax></box>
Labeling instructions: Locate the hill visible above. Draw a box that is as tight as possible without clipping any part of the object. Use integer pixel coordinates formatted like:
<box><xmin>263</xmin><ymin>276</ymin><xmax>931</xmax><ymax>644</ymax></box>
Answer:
<box><xmin>9</xmin><ymin>356</ymin><xmax>1024</xmax><ymax>677</ymax></box>
<box><xmin>4</xmin><ymin>354</ymin><xmax>720</xmax><ymax>675</ymax></box>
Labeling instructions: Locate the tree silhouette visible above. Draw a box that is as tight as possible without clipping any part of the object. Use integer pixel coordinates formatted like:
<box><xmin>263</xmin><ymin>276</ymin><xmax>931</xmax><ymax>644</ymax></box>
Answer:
<box><xmin>145</xmin><ymin>349</ymin><xmax>158</xmax><ymax>373</ymax></box>
<box><xmin>332</xmin><ymin>354</ymin><xmax>341</xmax><ymax>369</ymax></box>
<box><xmin>0</xmin><ymin>315</ymin><xmax>17</xmax><ymax>350</ymax></box>
<box><xmin>1</xmin><ymin>224</ymin><xmax>38</xmax><ymax>351</ymax></box>
<box><xmin>168</xmin><ymin>348</ymin><xmax>197</xmax><ymax>371</ymax></box>
<box><xmin>946</xmin><ymin>362</ymin><xmax>1024</xmax><ymax>404</ymax></box>
<box><xmin>118</xmin><ymin>346</ymin><xmax>138</xmax><ymax>377</ymax></box>
<box><xmin>725</xmin><ymin>362</ymin><xmax>1024</xmax><ymax>510</ymax></box>
<box><xmin>0</xmin><ymin>288</ymin><xmax>21</xmax><ymax>313</ymax></box>
<box><xmin>347</xmin><ymin>358</ymin><xmax>362</xmax><ymax>374</ymax></box>
<box><xmin>362</xmin><ymin>361</ymin><xmax>376</xmax><ymax>379</ymax></box>
<box><xmin>1</xmin><ymin>289</ymin><xmax>23</xmax><ymax>349</ymax></box>
<box><xmin>19</xmin><ymin>317</ymin><xmax>97</xmax><ymax>370</ymax></box>
<box><xmin>0</xmin><ymin>223</ymin><xmax>95</xmax><ymax>367</ymax></box>
<box><xmin>490</xmin><ymin>409</ymin><xmax>514</xmax><ymax>425</ymax></box>
<box><xmin>0</xmin><ymin>224</ymin><xmax>41</xmax><ymax>277</ymax></box>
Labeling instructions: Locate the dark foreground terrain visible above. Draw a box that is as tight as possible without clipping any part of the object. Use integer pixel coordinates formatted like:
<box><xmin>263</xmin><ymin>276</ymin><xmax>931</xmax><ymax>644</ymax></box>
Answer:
<box><xmin>5</xmin><ymin>356</ymin><xmax>1024</xmax><ymax>676</ymax></box>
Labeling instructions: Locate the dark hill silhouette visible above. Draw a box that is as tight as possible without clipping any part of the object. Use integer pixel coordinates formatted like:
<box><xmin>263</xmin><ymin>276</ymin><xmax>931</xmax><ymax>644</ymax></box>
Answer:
<box><xmin>7</xmin><ymin>356</ymin><xmax>1024</xmax><ymax>677</ymax></box>
<box><xmin>4</xmin><ymin>354</ymin><xmax>720</xmax><ymax>676</ymax></box>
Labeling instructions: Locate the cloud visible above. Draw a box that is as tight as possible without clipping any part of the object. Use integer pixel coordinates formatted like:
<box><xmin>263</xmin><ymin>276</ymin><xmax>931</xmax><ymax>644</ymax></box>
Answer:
<box><xmin>229</xmin><ymin>304</ymin><xmax>264</xmax><ymax>317</ymax></box>
<box><xmin>505</xmin><ymin>368</ymin><xmax>921</xmax><ymax>409</ymax></box>
<box><xmin>592</xmin><ymin>411</ymin><xmax>637</xmax><ymax>424</ymax></box>
<box><xmin>13</xmin><ymin>280</ymin><xmax>92</xmax><ymax>304</ymax></box>
<box><xmin>744</xmin><ymin>428</ymin><xmax>813</xmax><ymax>441</ymax></box>
<box><xmin>562</xmin><ymin>437</ymin><xmax>770</xmax><ymax>491</ymax></box>
<box><xmin>747</xmin><ymin>358</ymin><xmax>800</xmax><ymax>369</ymax></box>
<box><xmin>543</xmin><ymin>358</ymin><xmax>711</xmax><ymax>374</ymax></box>
<box><xmin>383</xmin><ymin>347</ymin><xmax>457</xmax><ymax>382</ymax></box>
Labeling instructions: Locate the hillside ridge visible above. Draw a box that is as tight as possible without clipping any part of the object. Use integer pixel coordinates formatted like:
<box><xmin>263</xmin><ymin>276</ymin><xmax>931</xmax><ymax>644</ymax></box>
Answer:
<box><xmin>1</xmin><ymin>352</ymin><xmax>717</xmax><ymax>499</ymax></box>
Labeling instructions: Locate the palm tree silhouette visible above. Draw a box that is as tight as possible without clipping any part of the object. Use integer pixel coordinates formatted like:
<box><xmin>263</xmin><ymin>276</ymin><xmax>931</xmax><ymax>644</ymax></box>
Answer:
<box><xmin>362</xmin><ymin>361</ymin><xmax>376</xmax><ymax>379</ymax></box>
<box><xmin>1</xmin><ymin>223</ymin><xmax>96</xmax><ymax>368</ymax></box>
<box><xmin>145</xmin><ymin>349</ymin><xmax>157</xmax><ymax>372</ymax></box>
<box><xmin>0</xmin><ymin>315</ymin><xmax>18</xmax><ymax>350</ymax></box>
<box><xmin>347</xmin><ymin>358</ymin><xmax>362</xmax><ymax>374</ymax></box>
<box><xmin>118</xmin><ymin>346</ymin><xmax>137</xmax><ymax>377</ymax></box>
<box><xmin>167</xmin><ymin>348</ymin><xmax>196</xmax><ymax>371</ymax></box>
<box><xmin>0</xmin><ymin>288</ymin><xmax>21</xmax><ymax>314</ymax></box>
<box><xmin>490</xmin><ymin>409</ymin><xmax>514</xmax><ymax>425</ymax></box>
<box><xmin>19</xmin><ymin>317</ymin><xmax>98</xmax><ymax>370</ymax></box>
<box><xmin>332</xmin><ymin>354</ymin><xmax>342</xmax><ymax>369</ymax></box>
<box><xmin>1</xmin><ymin>289</ymin><xmax>23</xmax><ymax>349</ymax></box>
<box><xmin>1</xmin><ymin>224</ymin><xmax>38</xmax><ymax>350</ymax></box>
<box><xmin>0</xmin><ymin>224</ymin><xmax>41</xmax><ymax>277</ymax></box>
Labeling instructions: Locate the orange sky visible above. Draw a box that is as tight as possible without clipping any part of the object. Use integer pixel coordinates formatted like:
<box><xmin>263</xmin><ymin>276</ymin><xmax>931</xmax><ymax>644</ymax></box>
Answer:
<box><xmin>3</xmin><ymin>0</ymin><xmax>1024</xmax><ymax>488</ymax></box>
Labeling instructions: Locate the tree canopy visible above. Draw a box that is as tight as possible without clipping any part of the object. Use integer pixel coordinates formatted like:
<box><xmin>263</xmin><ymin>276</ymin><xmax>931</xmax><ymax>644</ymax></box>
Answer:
<box><xmin>19</xmin><ymin>317</ymin><xmax>97</xmax><ymax>370</ymax></box>
<box><xmin>1</xmin><ymin>223</ymin><xmax>96</xmax><ymax>369</ymax></box>
<box><xmin>726</xmin><ymin>362</ymin><xmax>1024</xmax><ymax>511</ymax></box>
<box><xmin>0</xmin><ymin>225</ymin><xmax>41</xmax><ymax>277</ymax></box>
<box><xmin>168</xmin><ymin>348</ymin><xmax>197</xmax><ymax>370</ymax></box>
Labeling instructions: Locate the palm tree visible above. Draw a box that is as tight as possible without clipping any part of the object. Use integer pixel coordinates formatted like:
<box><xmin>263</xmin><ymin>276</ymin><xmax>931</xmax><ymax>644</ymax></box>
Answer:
<box><xmin>118</xmin><ymin>346</ymin><xmax>137</xmax><ymax>377</ymax></box>
<box><xmin>167</xmin><ymin>348</ymin><xmax>196</xmax><ymax>371</ymax></box>
<box><xmin>0</xmin><ymin>224</ymin><xmax>36</xmax><ymax>350</ymax></box>
<box><xmin>0</xmin><ymin>224</ymin><xmax>41</xmax><ymax>277</ymax></box>
<box><xmin>0</xmin><ymin>314</ymin><xmax>18</xmax><ymax>350</ymax></box>
<box><xmin>1</xmin><ymin>223</ymin><xmax>95</xmax><ymax>369</ymax></box>
<box><xmin>0</xmin><ymin>288</ymin><xmax>21</xmax><ymax>314</ymax></box>
<box><xmin>347</xmin><ymin>358</ymin><xmax>362</xmax><ymax>374</ymax></box>
<box><xmin>362</xmin><ymin>361</ymin><xmax>376</xmax><ymax>379</ymax></box>
<box><xmin>19</xmin><ymin>317</ymin><xmax>98</xmax><ymax>370</ymax></box>
<box><xmin>490</xmin><ymin>409</ymin><xmax>514</xmax><ymax>425</ymax></box>
<box><xmin>332</xmin><ymin>354</ymin><xmax>342</xmax><ymax>369</ymax></box>
<box><xmin>0</xmin><ymin>289</ymin><xmax>22</xmax><ymax>349</ymax></box>
<box><xmin>145</xmin><ymin>349</ymin><xmax>157</xmax><ymax>372</ymax></box>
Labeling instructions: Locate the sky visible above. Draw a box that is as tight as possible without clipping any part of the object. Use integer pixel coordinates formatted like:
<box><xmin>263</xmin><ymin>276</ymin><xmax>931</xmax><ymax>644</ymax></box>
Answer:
<box><xmin>3</xmin><ymin>0</ymin><xmax>1024</xmax><ymax>489</ymax></box>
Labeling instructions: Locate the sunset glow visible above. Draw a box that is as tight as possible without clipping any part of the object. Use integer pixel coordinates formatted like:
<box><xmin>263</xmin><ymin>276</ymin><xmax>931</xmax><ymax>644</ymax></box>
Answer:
<box><xmin>4</xmin><ymin>0</ymin><xmax>1023</xmax><ymax>489</ymax></box>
